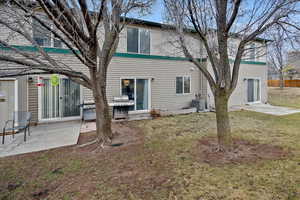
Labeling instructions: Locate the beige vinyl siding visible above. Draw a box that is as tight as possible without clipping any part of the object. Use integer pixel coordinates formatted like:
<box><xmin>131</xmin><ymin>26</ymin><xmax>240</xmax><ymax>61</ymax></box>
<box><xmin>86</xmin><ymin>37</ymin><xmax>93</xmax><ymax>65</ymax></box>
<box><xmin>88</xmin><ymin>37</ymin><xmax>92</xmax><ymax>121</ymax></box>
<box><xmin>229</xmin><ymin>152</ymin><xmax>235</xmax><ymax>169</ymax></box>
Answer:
<box><xmin>17</xmin><ymin>76</ymin><xmax>28</xmax><ymax>112</ymax></box>
<box><xmin>206</xmin><ymin>62</ymin><xmax>268</xmax><ymax>108</ymax></box>
<box><xmin>25</xmin><ymin>54</ymin><xmax>207</xmax><ymax>118</ymax></box>
<box><xmin>228</xmin><ymin>63</ymin><xmax>268</xmax><ymax>106</ymax></box>
<box><xmin>116</xmin><ymin>25</ymin><xmax>203</xmax><ymax>58</ymax></box>
<box><xmin>83</xmin><ymin>57</ymin><xmax>207</xmax><ymax>111</ymax></box>
<box><xmin>105</xmin><ymin>57</ymin><xmax>207</xmax><ymax>111</ymax></box>
<box><xmin>0</xmin><ymin>7</ymin><xmax>32</xmax><ymax>46</ymax></box>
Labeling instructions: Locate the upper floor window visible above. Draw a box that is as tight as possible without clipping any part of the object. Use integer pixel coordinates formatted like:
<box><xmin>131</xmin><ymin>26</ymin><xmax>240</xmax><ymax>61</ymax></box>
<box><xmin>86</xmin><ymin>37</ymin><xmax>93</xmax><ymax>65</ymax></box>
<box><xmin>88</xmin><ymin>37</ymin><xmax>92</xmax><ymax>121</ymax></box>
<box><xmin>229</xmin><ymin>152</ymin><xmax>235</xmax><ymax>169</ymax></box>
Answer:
<box><xmin>127</xmin><ymin>27</ymin><xmax>150</xmax><ymax>54</ymax></box>
<box><xmin>32</xmin><ymin>18</ymin><xmax>62</xmax><ymax>48</ymax></box>
<box><xmin>228</xmin><ymin>41</ymin><xmax>237</xmax><ymax>58</ymax></box>
<box><xmin>176</xmin><ymin>76</ymin><xmax>191</xmax><ymax>94</ymax></box>
<box><xmin>249</xmin><ymin>43</ymin><xmax>256</xmax><ymax>60</ymax></box>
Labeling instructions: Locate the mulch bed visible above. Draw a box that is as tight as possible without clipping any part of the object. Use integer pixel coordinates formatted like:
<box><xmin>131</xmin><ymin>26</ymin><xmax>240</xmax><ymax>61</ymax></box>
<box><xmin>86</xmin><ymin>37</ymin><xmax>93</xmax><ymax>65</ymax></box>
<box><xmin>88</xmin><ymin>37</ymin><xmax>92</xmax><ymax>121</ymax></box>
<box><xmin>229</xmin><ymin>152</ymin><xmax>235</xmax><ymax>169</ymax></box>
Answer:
<box><xmin>193</xmin><ymin>137</ymin><xmax>291</xmax><ymax>166</ymax></box>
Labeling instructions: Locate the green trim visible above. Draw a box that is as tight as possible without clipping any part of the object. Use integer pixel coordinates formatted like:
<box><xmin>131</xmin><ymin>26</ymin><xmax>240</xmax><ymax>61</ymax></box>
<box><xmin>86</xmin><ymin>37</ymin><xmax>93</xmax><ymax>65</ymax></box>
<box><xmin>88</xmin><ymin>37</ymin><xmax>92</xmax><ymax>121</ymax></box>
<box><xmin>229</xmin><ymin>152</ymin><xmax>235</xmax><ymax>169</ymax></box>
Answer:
<box><xmin>0</xmin><ymin>45</ymin><xmax>266</xmax><ymax>65</ymax></box>
<box><xmin>0</xmin><ymin>45</ymin><xmax>76</xmax><ymax>54</ymax></box>
<box><xmin>114</xmin><ymin>52</ymin><xmax>207</xmax><ymax>62</ymax></box>
<box><xmin>240</xmin><ymin>60</ymin><xmax>266</xmax><ymax>65</ymax></box>
<box><xmin>229</xmin><ymin>58</ymin><xmax>266</xmax><ymax>65</ymax></box>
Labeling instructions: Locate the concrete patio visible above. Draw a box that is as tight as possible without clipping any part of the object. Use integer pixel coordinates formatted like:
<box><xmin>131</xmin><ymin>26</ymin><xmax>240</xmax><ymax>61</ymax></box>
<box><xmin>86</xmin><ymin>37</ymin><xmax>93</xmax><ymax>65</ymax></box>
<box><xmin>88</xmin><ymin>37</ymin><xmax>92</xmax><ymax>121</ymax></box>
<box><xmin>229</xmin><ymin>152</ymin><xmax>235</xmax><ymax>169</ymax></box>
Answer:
<box><xmin>0</xmin><ymin>121</ymin><xmax>81</xmax><ymax>158</ymax></box>
<box><xmin>234</xmin><ymin>103</ymin><xmax>300</xmax><ymax>116</ymax></box>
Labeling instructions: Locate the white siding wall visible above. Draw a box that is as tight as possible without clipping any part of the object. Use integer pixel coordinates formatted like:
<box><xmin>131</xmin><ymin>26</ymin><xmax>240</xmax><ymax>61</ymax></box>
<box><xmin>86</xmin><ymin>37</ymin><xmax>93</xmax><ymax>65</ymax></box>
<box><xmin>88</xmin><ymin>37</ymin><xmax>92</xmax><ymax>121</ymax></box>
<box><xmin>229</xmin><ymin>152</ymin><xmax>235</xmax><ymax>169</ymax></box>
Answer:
<box><xmin>207</xmin><ymin>62</ymin><xmax>268</xmax><ymax>108</ymax></box>
<box><xmin>113</xmin><ymin>24</ymin><xmax>203</xmax><ymax>58</ymax></box>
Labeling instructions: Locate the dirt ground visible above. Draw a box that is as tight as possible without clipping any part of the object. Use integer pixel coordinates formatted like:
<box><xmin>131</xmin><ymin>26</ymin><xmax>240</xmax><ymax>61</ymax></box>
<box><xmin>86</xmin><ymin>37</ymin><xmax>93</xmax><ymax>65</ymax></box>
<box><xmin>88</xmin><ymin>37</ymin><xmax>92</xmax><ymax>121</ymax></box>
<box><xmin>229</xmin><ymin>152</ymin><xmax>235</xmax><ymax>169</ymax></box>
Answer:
<box><xmin>77</xmin><ymin>122</ymin><xmax>143</xmax><ymax>151</ymax></box>
<box><xmin>194</xmin><ymin>137</ymin><xmax>290</xmax><ymax>166</ymax></box>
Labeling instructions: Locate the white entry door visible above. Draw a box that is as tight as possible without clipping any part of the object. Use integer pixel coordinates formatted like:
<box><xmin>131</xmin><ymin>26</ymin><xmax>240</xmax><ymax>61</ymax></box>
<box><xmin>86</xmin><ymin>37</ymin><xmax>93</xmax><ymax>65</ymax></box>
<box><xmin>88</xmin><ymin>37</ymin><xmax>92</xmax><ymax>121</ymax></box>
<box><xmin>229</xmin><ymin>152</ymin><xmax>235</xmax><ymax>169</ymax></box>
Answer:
<box><xmin>0</xmin><ymin>80</ymin><xmax>16</xmax><ymax>133</ymax></box>
<box><xmin>39</xmin><ymin>77</ymin><xmax>81</xmax><ymax>120</ymax></box>
<box><xmin>121</xmin><ymin>78</ymin><xmax>150</xmax><ymax>111</ymax></box>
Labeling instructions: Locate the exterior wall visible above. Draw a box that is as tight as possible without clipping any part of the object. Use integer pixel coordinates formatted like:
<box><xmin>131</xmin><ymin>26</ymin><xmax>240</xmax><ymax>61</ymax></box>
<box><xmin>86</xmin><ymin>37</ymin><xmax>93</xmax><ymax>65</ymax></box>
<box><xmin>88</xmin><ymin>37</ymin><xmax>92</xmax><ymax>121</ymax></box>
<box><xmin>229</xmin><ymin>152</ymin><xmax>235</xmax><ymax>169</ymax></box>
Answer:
<box><xmin>207</xmin><ymin>62</ymin><xmax>268</xmax><ymax>108</ymax></box>
<box><xmin>0</xmin><ymin>7</ymin><xmax>32</xmax><ymax>46</ymax></box>
<box><xmin>105</xmin><ymin>57</ymin><xmax>206</xmax><ymax>111</ymax></box>
<box><xmin>17</xmin><ymin>76</ymin><xmax>28</xmax><ymax>112</ymax></box>
<box><xmin>227</xmin><ymin>38</ymin><xmax>267</xmax><ymax>63</ymax></box>
<box><xmin>101</xmin><ymin>24</ymin><xmax>203</xmax><ymax>58</ymax></box>
<box><xmin>20</xmin><ymin>52</ymin><xmax>206</xmax><ymax>122</ymax></box>
<box><xmin>0</xmin><ymin>10</ymin><xmax>268</xmax><ymax>121</ymax></box>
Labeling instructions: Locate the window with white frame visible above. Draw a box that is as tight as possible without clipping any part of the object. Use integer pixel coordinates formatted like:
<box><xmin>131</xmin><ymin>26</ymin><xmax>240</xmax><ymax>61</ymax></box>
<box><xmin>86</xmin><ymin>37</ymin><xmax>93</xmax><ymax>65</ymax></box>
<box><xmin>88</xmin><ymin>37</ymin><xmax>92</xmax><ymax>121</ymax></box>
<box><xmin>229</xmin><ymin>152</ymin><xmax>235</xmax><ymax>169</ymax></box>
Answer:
<box><xmin>127</xmin><ymin>27</ymin><xmax>150</xmax><ymax>54</ymax></box>
<box><xmin>176</xmin><ymin>76</ymin><xmax>191</xmax><ymax>94</ymax></box>
<box><xmin>32</xmin><ymin>18</ymin><xmax>62</xmax><ymax>48</ymax></box>
<box><xmin>228</xmin><ymin>40</ymin><xmax>237</xmax><ymax>58</ymax></box>
<box><xmin>249</xmin><ymin>43</ymin><xmax>256</xmax><ymax>61</ymax></box>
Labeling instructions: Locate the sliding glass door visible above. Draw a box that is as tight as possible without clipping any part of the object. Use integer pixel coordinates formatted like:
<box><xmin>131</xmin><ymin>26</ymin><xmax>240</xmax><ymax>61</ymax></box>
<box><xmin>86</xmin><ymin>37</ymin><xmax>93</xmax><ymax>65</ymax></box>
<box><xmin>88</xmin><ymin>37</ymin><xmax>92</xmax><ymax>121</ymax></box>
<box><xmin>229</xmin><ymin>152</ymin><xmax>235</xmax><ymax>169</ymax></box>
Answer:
<box><xmin>61</xmin><ymin>79</ymin><xmax>81</xmax><ymax>117</ymax></box>
<box><xmin>247</xmin><ymin>79</ymin><xmax>260</xmax><ymax>103</ymax></box>
<box><xmin>41</xmin><ymin>77</ymin><xmax>80</xmax><ymax>120</ymax></box>
<box><xmin>121</xmin><ymin>78</ymin><xmax>150</xmax><ymax>111</ymax></box>
<box><xmin>41</xmin><ymin>79</ymin><xmax>60</xmax><ymax>119</ymax></box>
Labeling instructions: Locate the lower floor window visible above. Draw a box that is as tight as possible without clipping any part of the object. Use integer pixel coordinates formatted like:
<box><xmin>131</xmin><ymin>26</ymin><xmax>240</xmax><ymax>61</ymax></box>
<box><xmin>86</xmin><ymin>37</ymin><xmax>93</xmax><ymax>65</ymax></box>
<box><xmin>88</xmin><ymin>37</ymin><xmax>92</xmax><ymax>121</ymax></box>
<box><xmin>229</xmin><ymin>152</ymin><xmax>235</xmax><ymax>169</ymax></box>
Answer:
<box><xmin>176</xmin><ymin>76</ymin><xmax>191</xmax><ymax>94</ymax></box>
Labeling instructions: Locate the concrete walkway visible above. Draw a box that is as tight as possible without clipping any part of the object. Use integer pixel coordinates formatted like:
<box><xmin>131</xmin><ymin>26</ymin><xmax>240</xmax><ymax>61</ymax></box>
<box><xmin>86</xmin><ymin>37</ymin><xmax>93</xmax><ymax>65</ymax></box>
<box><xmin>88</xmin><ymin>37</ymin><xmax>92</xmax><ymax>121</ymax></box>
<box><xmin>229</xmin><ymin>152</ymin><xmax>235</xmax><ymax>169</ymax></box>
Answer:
<box><xmin>0</xmin><ymin>121</ymin><xmax>81</xmax><ymax>158</ymax></box>
<box><xmin>235</xmin><ymin>103</ymin><xmax>300</xmax><ymax>116</ymax></box>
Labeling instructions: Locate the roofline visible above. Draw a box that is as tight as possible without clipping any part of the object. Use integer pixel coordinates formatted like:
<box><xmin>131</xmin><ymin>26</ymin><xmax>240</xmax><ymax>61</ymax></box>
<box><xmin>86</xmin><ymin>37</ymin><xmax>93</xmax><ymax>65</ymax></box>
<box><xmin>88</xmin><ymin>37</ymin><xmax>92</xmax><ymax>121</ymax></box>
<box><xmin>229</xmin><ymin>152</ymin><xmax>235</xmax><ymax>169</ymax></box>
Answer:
<box><xmin>125</xmin><ymin>17</ymin><xmax>272</xmax><ymax>43</ymax></box>
<box><xmin>8</xmin><ymin>2</ymin><xmax>271</xmax><ymax>43</ymax></box>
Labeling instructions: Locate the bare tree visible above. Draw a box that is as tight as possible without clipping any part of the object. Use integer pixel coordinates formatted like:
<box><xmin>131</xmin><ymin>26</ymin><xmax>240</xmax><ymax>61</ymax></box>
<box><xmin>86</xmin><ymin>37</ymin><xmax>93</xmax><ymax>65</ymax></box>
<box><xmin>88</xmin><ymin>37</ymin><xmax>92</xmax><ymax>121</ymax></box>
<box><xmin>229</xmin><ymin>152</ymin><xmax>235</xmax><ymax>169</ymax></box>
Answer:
<box><xmin>268</xmin><ymin>28</ymin><xmax>287</xmax><ymax>89</ymax></box>
<box><xmin>164</xmin><ymin>0</ymin><xmax>300</xmax><ymax>151</ymax></box>
<box><xmin>0</xmin><ymin>0</ymin><xmax>153</xmax><ymax>146</ymax></box>
<box><xmin>268</xmin><ymin>26</ymin><xmax>300</xmax><ymax>88</ymax></box>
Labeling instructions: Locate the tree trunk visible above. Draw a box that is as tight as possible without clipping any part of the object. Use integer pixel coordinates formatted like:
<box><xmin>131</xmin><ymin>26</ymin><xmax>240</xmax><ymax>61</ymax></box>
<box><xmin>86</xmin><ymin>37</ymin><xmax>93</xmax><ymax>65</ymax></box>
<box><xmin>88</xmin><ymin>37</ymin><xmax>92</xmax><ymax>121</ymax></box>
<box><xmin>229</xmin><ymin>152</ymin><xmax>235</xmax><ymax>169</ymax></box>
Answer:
<box><xmin>214</xmin><ymin>90</ymin><xmax>232</xmax><ymax>151</ymax></box>
<box><xmin>279</xmin><ymin>70</ymin><xmax>284</xmax><ymax>89</ymax></box>
<box><xmin>92</xmin><ymin>86</ymin><xmax>113</xmax><ymax>145</ymax></box>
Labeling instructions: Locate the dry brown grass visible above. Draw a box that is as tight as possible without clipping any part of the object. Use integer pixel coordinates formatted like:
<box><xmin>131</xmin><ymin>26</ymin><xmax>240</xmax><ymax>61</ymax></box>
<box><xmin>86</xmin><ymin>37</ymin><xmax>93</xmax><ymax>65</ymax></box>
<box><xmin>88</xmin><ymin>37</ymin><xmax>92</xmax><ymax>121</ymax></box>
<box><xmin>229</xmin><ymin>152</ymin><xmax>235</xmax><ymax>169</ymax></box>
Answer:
<box><xmin>1</xmin><ymin>110</ymin><xmax>300</xmax><ymax>199</ymax></box>
<box><xmin>268</xmin><ymin>87</ymin><xmax>300</xmax><ymax>109</ymax></box>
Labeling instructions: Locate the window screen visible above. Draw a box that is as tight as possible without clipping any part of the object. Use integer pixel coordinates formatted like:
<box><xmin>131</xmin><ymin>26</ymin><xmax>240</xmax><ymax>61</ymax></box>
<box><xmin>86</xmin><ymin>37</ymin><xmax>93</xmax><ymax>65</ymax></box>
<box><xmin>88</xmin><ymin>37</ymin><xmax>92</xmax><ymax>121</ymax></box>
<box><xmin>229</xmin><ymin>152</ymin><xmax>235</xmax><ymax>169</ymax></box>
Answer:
<box><xmin>176</xmin><ymin>77</ymin><xmax>183</xmax><ymax>94</ymax></box>
<box><xmin>32</xmin><ymin>18</ymin><xmax>51</xmax><ymax>47</ymax></box>
<box><xmin>250</xmin><ymin>43</ymin><xmax>256</xmax><ymax>60</ymax></box>
<box><xmin>140</xmin><ymin>29</ymin><xmax>150</xmax><ymax>54</ymax></box>
<box><xmin>184</xmin><ymin>76</ymin><xmax>191</xmax><ymax>93</ymax></box>
<box><xmin>127</xmin><ymin>27</ymin><xmax>139</xmax><ymax>53</ymax></box>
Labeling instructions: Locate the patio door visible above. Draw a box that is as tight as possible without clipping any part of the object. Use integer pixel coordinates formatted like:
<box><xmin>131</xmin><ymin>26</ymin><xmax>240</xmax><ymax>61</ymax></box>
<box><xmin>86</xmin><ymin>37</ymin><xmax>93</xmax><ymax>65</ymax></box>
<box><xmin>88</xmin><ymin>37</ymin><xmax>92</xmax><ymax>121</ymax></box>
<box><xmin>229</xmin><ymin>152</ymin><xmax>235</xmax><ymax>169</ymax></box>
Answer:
<box><xmin>247</xmin><ymin>79</ymin><xmax>260</xmax><ymax>103</ymax></box>
<box><xmin>0</xmin><ymin>80</ymin><xmax>16</xmax><ymax>133</ymax></box>
<box><xmin>121</xmin><ymin>78</ymin><xmax>150</xmax><ymax>111</ymax></box>
<box><xmin>40</xmin><ymin>77</ymin><xmax>80</xmax><ymax>120</ymax></box>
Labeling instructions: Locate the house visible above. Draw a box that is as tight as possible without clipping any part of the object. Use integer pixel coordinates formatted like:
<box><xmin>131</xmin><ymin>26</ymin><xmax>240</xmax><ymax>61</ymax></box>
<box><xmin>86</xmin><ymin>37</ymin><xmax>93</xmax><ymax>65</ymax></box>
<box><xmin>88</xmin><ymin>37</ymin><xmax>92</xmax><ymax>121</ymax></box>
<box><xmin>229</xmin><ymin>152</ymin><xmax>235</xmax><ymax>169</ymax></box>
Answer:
<box><xmin>0</xmin><ymin>17</ymin><xmax>268</xmax><ymax>129</ymax></box>
<box><xmin>287</xmin><ymin>51</ymin><xmax>300</xmax><ymax>79</ymax></box>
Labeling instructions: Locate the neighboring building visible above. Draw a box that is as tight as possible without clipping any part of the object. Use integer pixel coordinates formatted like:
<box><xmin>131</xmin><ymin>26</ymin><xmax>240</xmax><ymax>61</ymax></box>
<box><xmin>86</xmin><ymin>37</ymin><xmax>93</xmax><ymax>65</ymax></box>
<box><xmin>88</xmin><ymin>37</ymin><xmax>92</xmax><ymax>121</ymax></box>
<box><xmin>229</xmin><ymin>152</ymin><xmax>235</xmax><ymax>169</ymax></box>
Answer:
<box><xmin>287</xmin><ymin>51</ymin><xmax>300</xmax><ymax>79</ymax></box>
<box><xmin>267</xmin><ymin>64</ymin><xmax>280</xmax><ymax>80</ymax></box>
<box><xmin>0</xmin><ymin>17</ymin><xmax>268</xmax><ymax>127</ymax></box>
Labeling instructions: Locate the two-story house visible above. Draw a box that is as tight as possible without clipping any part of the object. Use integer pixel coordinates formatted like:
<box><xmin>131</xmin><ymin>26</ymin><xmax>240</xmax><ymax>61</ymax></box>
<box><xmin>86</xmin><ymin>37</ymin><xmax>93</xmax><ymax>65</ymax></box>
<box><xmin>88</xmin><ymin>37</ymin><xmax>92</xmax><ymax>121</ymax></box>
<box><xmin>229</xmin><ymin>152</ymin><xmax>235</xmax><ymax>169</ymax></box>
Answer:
<box><xmin>0</xmin><ymin>17</ymin><xmax>268</xmax><ymax>128</ymax></box>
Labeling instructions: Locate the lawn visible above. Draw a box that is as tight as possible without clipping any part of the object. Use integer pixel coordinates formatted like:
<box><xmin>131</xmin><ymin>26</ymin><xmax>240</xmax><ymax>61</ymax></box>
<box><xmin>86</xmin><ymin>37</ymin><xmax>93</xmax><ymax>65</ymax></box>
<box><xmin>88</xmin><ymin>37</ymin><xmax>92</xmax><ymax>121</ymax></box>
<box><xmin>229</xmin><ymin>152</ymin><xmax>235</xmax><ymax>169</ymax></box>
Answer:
<box><xmin>268</xmin><ymin>87</ymin><xmax>300</xmax><ymax>109</ymax></box>
<box><xmin>1</xmin><ymin>110</ymin><xmax>300</xmax><ymax>199</ymax></box>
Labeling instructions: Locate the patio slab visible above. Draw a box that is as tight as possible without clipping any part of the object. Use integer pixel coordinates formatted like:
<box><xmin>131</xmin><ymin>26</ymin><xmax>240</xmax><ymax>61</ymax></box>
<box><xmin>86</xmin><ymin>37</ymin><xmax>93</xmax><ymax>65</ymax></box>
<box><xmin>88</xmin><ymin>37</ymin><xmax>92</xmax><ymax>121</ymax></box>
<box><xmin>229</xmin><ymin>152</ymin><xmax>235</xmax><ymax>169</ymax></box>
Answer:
<box><xmin>234</xmin><ymin>103</ymin><xmax>300</xmax><ymax>116</ymax></box>
<box><xmin>0</xmin><ymin>121</ymin><xmax>81</xmax><ymax>158</ymax></box>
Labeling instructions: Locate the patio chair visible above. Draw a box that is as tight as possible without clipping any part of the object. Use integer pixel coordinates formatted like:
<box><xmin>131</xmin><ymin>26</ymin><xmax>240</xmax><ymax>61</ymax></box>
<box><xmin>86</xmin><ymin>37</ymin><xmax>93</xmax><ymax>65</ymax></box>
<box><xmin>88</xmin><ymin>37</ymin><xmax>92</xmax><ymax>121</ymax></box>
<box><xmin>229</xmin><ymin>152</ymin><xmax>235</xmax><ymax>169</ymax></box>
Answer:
<box><xmin>2</xmin><ymin>111</ymin><xmax>32</xmax><ymax>144</ymax></box>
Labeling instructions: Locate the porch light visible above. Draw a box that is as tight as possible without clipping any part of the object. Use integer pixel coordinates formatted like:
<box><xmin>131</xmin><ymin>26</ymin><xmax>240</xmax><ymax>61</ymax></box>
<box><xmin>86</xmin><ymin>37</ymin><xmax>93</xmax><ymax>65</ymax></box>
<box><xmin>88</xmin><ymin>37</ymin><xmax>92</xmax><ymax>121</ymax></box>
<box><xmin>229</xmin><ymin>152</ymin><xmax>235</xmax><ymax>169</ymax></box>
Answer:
<box><xmin>28</xmin><ymin>76</ymin><xmax>34</xmax><ymax>83</ymax></box>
